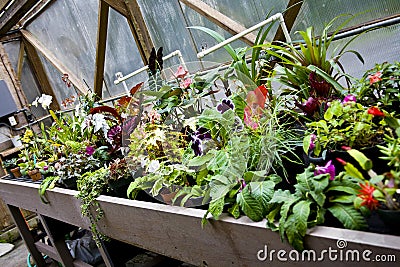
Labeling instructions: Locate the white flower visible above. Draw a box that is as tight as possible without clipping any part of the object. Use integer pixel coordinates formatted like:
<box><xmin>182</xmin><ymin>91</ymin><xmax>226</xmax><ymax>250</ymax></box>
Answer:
<box><xmin>31</xmin><ymin>94</ymin><xmax>53</xmax><ymax>109</ymax></box>
<box><xmin>39</xmin><ymin>94</ymin><xmax>53</xmax><ymax>109</ymax></box>
<box><xmin>92</xmin><ymin>113</ymin><xmax>108</xmax><ymax>133</ymax></box>
<box><xmin>31</xmin><ymin>96</ymin><xmax>39</xmax><ymax>107</ymax></box>
<box><xmin>147</xmin><ymin>160</ymin><xmax>160</xmax><ymax>173</ymax></box>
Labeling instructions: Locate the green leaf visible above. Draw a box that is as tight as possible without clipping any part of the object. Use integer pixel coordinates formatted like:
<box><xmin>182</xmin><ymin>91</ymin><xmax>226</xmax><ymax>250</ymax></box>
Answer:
<box><xmin>328</xmin><ymin>203</ymin><xmax>367</xmax><ymax>230</ymax></box>
<box><xmin>307</xmin><ymin>65</ymin><xmax>344</xmax><ymax>92</ymax></box>
<box><xmin>293</xmin><ymin>200</ymin><xmax>311</xmax><ymax>237</ymax></box>
<box><xmin>284</xmin><ymin>214</ymin><xmax>305</xmax><ymax>251</ymax></box>
<box><xmin>188</xmin><ymin>26</ymin><xmax>238</xmax><ymax>60</ymax></box>
<box><xmin>187</xmin><ymin>153</ymin><xmax>214</xmax><ymax>167</ymax></box>
<box><xmin>228</xmin><ymin>203</ymin><xmax>241</xmax><ymax>219</ymax></box>
<box><xmin>347</xmin><ymin>149</ymin><xmax>373</xmax><ymax>171</ymax></box>
<box><xmin>208</xmin><ymin>197</ymin><xmax>225</xmax><ymax>220</ymax></box>
<box><xmin>329</xmin><ymin>195</ymin><xmax>355</xmax><ymax>204</ymax></box>
<box><xmin>343</xmin><ymin>162</ymin><xmax>365</xmax><ymax>180</ymax></box>
<box><xmin>249</xmin><ymin>181</ymin><xmax>276</xmax><ymax>213</ymax></box>
<box><xmin>303</xmin><ymin>134</ymin><xmax>312</xmax><ymax>154</ymax></box>
<box><xmin>237</xmin><ymin>186</ymin><xmax>264</xmax><ymax>222</ymax></box>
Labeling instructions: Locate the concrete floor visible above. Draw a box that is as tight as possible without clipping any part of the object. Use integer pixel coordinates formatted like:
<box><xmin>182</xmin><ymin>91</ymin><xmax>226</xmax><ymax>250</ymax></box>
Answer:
<box><xmin>0</xmin><ymin>239</ymin><xmax>31</xmax><ymax>267</ymax></box>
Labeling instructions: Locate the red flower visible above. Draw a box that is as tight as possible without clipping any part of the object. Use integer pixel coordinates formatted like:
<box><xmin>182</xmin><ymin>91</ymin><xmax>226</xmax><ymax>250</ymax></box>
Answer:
<box><xmin>367</xmin><ymin>106</ymin><xmax>385</xmax><ymax>117</ymax></box>
<box><xmin>367</xmin><ymin>71</ymin><xmax>382</xmax><ymax>85</ymax></box>
<box><xmin>357</xmin><ymin>182</ymin><xmax>379</xmax><ymax>210</ymax></box>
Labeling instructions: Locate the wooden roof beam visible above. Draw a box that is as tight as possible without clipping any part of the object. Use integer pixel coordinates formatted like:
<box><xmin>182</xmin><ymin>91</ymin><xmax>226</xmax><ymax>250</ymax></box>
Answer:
<box><xmin>23</xmin><ymin>37</ymin><xmax>60</xmax><ymax>110</ymax></box>
<box><xmin>179</xmin><ymin>0</ymin><xmax>257</xmax><ymax>46</ymax></box>
<box><xmin>0</xmin><ymin>0</ymin><xmax>37</xmax><ymax>35</ymax></box>
<box><xmin>21</xmin><ymin>29</ymin><xmax>87</xmax><ymax>94</ymax></box>
<box><xmin>273</xmin><ymin>0</ymin><xmax>303</xmax><ymax>42</ymax></box>
<box><xmin>124</xmin><ymin>0</ymin><xmax>154</xmax><ymax>65</ymax></box>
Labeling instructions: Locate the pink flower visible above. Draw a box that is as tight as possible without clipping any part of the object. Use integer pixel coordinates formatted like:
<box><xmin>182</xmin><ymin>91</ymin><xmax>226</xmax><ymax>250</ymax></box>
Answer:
<box><xmin>180</xmin><ymin>78</ymin><xmax>192</xmax><ymax>89</ymax></box>
<box><xmin>342</xmin><ymin>94</ymin><xmax>356</xmax><ymax>103</ymax></box>
<box><xmin>367</xmin><ymin>71</ymin><xmax>382</xmax><ymax>85</ymax></box>
<box><xmin>314</xmin><ymin>160</ymin><xmax>336</xmax><ymax>180</ymax></box>
<box><xmin>86</xmin><ymin>146</ymin><xmax>95</xmax><ymax>156</ymax></box>
<box><xmin>174</xmin><ymin>66</ymin><xmax>188</xmax><ymax>79</ymax></box>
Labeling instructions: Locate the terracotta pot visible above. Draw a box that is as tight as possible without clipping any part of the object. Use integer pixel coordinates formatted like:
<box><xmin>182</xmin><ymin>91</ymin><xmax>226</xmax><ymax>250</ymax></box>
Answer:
<box><xmin>28</xmin><ymin>169</ymin><xmax>42</xmax><ymax>181</ymax></box>
<box><xmin>10</xmin><ymin>167</ymin><xmax>22</xmax><ymax>178</ymax></box>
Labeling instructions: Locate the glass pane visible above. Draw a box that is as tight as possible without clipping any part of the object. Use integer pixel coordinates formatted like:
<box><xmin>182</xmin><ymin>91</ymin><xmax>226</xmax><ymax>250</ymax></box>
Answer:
<box><xmin>292</xmin><ymin>0</ymin><xmax>400</xmax><ymax>34</ymax></box>
<box><xmin>2</xmin><ymin>41</ymin><xmax>20</xmax><ymax>72</ymax></box>
<box><xmin>332</xmin><ymin>23</ymin><xmax>400</xmax><ymax>79</ymax></box>
<box><xmin>26</xmin><ymin>0</ymin><xmax>98</xmax><ymax>90</ymax></box>
<box><xmin>103</xmin><ymin>8</ymin><xmax>147</xmax><ymax>98</ymax></box>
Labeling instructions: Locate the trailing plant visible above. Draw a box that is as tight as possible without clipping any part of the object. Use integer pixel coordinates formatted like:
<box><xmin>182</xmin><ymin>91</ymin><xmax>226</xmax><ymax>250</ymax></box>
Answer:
<box><xmin>76</xmin><ymin>167</ymin><xmax>110</xmax><ymax>245</ymax></box>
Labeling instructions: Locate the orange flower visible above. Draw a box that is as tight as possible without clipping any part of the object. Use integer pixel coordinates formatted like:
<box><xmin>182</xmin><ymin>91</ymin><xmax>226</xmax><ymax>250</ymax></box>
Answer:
<box><xmin>367</xmin><ymin>71</ymin><xmax>382</xmax><ymax>85</ymax></box>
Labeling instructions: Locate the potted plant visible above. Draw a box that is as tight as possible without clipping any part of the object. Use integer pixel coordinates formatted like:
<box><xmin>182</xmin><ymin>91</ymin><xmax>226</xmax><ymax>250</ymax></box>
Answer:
<box><xmin>3</xmin><ymin>158</ymin><xmax>20</xmax><ymax>178</ymax></box>
<box><xmin>351</xmin><ymin>61</ymin><xmax>400</xmax><ymax>114</ymax></box>
<box><xmin>342</xmin><ymin>127</ymin><xmax>400</xmax><ymax>234</ymax></box>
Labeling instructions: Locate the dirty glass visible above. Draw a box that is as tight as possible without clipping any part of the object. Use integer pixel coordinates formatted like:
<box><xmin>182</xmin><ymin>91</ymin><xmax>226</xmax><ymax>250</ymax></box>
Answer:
<box><xmin>26</xmin><ymin>0</ymin><xmax>98</xmax><ymax>90</ymax></box>
<box><xmin>103</xmin><ymin>8</ymin><xmax>146</xmax><ymax>98</ymax></box>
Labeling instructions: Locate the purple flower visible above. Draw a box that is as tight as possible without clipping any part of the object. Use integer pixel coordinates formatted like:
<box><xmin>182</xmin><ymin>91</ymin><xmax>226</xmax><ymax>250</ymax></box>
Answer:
<box><xmin>309</xmin><ymin>134</ymin><xmax>317</xmax><ymax>150</ymax></box>
<box><xmin>43</xmin><ymin>166</ymin><xmax>49</xmax><ymax>171</ymax></box>
<box><xmin>296</xmin><ymin>97</ymin><xmax>319</xmax><ymax>116</ymax></box>
<box><xmin>217</xmin><ymin>99</ymin><xmax>234</xmax><ymax>114</ymax></box>
<box><xmin>342</xmin><ymin>94</ymin><xmax>356</xmax><ymax>104</ymax></box>
<box><xmin>107</xmin><ymin>125</ymin><xmax>122</xmax><ymax>141</ymax></box>
<box><xmin>314</xmin><ymin>160</ymin><xmax>336</xmax><ymax>180</ymax></box>
<box><xmin>86</xmin><ymin>146</ymin><xmax>95</xmax><ymax>156</ymax></box>
<box><xmin>191</xmin><ymin>137</ymin><xmax>203</xmax><ymax>156</ymax></box>
<box><xmin>191</xmin><ymin>127</ymin><xmax>211</xmax><ymax>156</ymax></box>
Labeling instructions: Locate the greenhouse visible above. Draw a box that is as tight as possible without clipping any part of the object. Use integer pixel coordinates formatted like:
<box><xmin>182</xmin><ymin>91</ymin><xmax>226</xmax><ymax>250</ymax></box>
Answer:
<box><xmin>0</xmin><ymin>0</ymin><xmax>399</xmax><ymax>266</ymax></box>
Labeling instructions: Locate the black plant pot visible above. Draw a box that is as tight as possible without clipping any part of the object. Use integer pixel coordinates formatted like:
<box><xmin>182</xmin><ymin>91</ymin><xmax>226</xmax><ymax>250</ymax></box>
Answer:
<box><xmin>307</xmin><ymin>146</ymin><xmax>388</xmax><ymax>176</ymax></box>
<box><xmin>376</xmin><ymin>209</ymin><xmax>400</xmax><ymax>235</ymax></box>
<box><xmin>108</xmin><ymin>177</ymin><xmax>133</xmax><ymax>198</ymax></box>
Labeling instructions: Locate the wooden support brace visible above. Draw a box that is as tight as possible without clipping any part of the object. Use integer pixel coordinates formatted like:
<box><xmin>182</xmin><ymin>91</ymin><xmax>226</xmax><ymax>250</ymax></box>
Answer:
<box><xmin>94</xmin><ymin>0</ymin><xmax>110</xmax><ymax>98</ymax></box>
<box><xmin>273</xmin><ymin>0</ymin><xmax>303</xmax><ymax>42</ymax></box>
<box><xmin>180</xmin><ymin>0</ymin><xmax>257</xmax><ymax>46</ymax></box>
<box><xmin>124</xmin><ymin>0</ymin><xmax>154</xmax><ymax>65</ymax></box>
<box><xmin>23</xmin><ymin>38</ymin><xmax>60</xmax><ymax>110</ymax></box>
<box><xmin>20</xmin><ymin>29</ymin><xmax>87</xmax><ymax>94</ymax></box>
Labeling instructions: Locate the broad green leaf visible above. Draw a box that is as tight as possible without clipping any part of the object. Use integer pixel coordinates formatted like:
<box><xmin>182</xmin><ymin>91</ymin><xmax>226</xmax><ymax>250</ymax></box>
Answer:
<box><xmin>329</xmin><ymin>195</ymin><xmax>355</xmax><ymax>204</ymax></box>
<box><xmin>284</xmin><ymin>214</ymin><xmax>304</xmax><ymax>251</ymax></box>
<box><xmin>187</xmin><ymin>153</ymin><xmax>214</xmax><ymax>167</ymax></box>
<box><xmin>328</xmin><ymin>203</ymin><xmax>367</xmax><ymax>230</ymax></box>
<box><xmin>343</xmin><ymin>162</ymin><xmax>365</xmax><ymax>180</ymax></box>
<box><xmin>237</xmin><ymin>187</ymin><xmax>264</xmax><ymax>222</ymax></box>
<box><xmin>228</xmin><ymin>203</ymin><xmax>241</xmax><ymax>219</ymax></box>
<box><xmin>293</xmin><ymin>200</ymin><xmax>311</xmax><ymax>237</ymax></box>
<box><xmin>249</xmin><ymin>181</ymin><xmax>275</xmax><ymax>213</ymax></box>
<box><xmin>208</xmin><ymin>197</ymin><xmax>225</xmax><ymax>220</ymax></box>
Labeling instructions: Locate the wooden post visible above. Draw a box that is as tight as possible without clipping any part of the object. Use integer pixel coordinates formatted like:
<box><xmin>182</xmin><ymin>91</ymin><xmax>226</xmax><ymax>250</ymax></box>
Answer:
<box><xmin>94</xmin><ymin>0</ymin><xmax>110</xmax><ymax>98</ymax></box>
<box><xmin>124</xmin><ymin>0</ymin><xmax>154</xmax><ymax>65</ymax></box>
<box><xmin>273</xmin><ymin>0</ymin><xmax>303</xmax><ymax>42</ymax></box>
<box><xmin>0</xmin><ymin>42</ymin><xmax>28</xmax><ymax>109</ymax></box>
<box><xmin>7</xmin><ymin>205</ymin><xmax>46</xmax><ymax>267</ymax></box>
